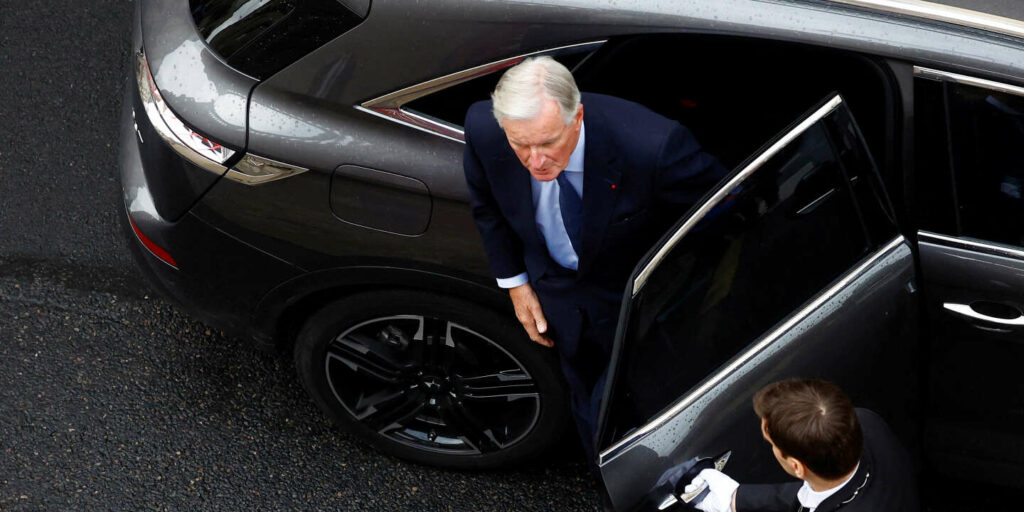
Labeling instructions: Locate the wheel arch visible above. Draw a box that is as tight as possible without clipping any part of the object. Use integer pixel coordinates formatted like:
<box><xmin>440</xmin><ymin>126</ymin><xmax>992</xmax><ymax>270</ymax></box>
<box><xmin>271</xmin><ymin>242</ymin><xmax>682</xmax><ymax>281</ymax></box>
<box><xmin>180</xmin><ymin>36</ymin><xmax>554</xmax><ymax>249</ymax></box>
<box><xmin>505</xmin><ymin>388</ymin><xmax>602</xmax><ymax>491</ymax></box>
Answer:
<box><xmin>252</xmin><ymin>266</ymin><xmax>512</xmax><ymax>352</ymax></box>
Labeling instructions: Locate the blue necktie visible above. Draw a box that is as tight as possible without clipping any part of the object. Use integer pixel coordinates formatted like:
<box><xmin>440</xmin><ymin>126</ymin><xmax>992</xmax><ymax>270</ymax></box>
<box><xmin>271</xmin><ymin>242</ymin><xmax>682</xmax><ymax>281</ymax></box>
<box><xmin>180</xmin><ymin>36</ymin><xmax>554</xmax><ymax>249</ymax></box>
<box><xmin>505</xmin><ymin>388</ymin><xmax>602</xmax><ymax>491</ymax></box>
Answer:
<box><xmin>556</xmin><ymin>172</ymin><xmax>583</xmax><ymax>254</ymax></box>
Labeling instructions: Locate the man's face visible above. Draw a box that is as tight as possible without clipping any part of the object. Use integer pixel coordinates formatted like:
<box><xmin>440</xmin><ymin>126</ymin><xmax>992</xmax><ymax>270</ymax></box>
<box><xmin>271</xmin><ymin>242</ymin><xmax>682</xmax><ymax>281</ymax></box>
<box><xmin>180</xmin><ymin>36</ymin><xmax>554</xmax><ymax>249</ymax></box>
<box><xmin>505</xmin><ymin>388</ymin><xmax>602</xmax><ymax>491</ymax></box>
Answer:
<box><xmin>501</xmin><ymin>98</ymin><xmax>584</xmax><ymax>181</ymax></box>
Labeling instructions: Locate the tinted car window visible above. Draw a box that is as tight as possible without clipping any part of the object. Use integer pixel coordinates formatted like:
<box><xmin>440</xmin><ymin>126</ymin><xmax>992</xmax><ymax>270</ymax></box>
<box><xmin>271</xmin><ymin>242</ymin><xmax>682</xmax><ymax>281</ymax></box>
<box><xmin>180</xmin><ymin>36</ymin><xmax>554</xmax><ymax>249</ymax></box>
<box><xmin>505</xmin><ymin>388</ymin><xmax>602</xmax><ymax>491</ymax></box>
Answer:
<box><xmin>190</xmin><ymin>0</ymin><xmax>365</xmax><ymax>80</ymax></box>
<box><xmin>947</xmin><ymin>83</ymin><xmax>1024</xmax><ymax>247</ymax></box>
<box><xmin>603</xmin><ymin>112</ymin><xmax>878</xmax><ymax>445</ymax></box>
<box><xmin>912</xmin><ymin>78</ymin><xmax>961</xmax><ymax>235</ymax></box>
<box><xmin>831</xmin><ymin>105</ymin><xmax>899</xmax><ymax>247</ymax></box>
<box><xmin>916</xmin><ymin>76</ymin><xmax>1024</xmax><ymax>246</ymax></box>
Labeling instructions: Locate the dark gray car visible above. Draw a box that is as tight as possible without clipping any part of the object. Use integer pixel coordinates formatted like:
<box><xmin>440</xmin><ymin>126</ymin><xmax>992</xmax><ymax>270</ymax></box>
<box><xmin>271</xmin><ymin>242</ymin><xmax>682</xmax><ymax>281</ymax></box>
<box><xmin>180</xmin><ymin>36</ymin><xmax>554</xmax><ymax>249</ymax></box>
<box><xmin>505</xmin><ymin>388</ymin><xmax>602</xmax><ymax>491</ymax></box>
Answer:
<box><xmin>120</xmin><ymin>0</ymin><xmax>1024</xmax><ymax>509</ymax></box>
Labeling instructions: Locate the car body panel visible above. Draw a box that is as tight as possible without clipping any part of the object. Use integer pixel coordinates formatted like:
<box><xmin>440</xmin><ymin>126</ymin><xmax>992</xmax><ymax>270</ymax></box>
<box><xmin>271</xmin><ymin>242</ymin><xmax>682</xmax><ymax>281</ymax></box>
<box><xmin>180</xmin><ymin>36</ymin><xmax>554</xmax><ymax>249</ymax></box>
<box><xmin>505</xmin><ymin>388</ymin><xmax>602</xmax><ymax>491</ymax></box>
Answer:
<box><xmin>120</xmin><ymin>74</ymin><xmax>303</xmax><ymax>349</ymax></box>
<box><xmin>918</xmin><ymin>234</ymin><xmax>1024</xmax><ymax>487</ymax></box>
<box><xmin>330</xmin><ymin>165</ymin><xmax>433</xmax><ymax>236</ymax></box>
<box><xmin>129</xmin><ymin>69</ymin><xmax>225</xmax><ymax>222</ymax></box>
<box><xmin>140</xmin><ymin>0</ymin><xmax>255</xmax><ymax>150</ymax></box>
<box><xmin>190</xmin><ymin>168</ymin><xmax>492</xmax><ymax>278</ymax></box>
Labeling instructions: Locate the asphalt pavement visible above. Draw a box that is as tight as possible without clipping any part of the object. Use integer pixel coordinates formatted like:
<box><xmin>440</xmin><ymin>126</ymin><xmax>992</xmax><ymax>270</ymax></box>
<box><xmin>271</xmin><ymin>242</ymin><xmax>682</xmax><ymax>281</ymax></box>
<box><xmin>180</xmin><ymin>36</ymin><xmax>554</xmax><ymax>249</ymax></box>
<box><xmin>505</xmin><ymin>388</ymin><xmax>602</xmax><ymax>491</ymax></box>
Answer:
<box><xmin>0</xmin><ymin>1</ymin><xmax>599</xmax><ymax>510</ymax></box>
<box><xmin>0</xmin><ymin>261</ymin><xmax>598</xmax><ymax>511</ymax></box>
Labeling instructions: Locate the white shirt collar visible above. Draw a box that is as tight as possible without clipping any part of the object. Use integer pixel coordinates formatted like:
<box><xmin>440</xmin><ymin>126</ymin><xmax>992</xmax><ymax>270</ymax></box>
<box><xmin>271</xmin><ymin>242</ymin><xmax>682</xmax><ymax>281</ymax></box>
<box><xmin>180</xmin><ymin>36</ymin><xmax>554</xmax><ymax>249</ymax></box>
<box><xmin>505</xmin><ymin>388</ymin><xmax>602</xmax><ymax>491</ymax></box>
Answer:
<box><xmin>565</xmin><ymin>121</ymin><xmax>585</xmax><ymax>173</ymax></box>
<box><xmin>796</xmin><ymin>463</ymin><xmax>860</xmax><ymax>511</ymax></box>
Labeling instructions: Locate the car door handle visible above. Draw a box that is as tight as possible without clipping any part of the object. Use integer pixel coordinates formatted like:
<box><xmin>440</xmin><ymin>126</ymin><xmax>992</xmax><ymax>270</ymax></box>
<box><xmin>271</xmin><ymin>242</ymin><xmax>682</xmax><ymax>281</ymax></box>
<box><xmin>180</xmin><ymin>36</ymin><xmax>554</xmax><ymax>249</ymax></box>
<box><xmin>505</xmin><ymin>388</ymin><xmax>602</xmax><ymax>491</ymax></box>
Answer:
<box><xmin>943</xmin><ymin>302</ymin><xmax>1024</xmax><ymax>326</ymax></box>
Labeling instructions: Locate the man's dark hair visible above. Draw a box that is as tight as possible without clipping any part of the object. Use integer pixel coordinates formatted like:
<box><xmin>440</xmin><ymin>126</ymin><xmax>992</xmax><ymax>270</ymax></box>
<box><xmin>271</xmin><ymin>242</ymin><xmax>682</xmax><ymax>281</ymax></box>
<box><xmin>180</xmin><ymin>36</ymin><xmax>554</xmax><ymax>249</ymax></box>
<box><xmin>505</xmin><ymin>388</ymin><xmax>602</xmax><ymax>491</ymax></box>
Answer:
<box><xmin>753</xmin><ymin>379</ymin><xmax>863</xmax><ymax>480</ymax></box>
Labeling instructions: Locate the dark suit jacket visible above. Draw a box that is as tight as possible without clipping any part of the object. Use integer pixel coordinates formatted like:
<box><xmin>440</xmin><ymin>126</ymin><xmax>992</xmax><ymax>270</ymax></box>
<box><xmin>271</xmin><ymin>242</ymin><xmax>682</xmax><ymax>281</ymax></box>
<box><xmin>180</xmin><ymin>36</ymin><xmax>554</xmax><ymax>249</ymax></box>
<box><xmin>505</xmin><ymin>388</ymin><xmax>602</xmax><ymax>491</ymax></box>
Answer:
<box><xmin>463</xmin><ymin>93</ymin><xmax>726</xmax><ymax>358</ymax></box>
<box><xmin>735</xmin><ymin>409</ymin><xmax>919</xmax><ymax>512</ymax></box>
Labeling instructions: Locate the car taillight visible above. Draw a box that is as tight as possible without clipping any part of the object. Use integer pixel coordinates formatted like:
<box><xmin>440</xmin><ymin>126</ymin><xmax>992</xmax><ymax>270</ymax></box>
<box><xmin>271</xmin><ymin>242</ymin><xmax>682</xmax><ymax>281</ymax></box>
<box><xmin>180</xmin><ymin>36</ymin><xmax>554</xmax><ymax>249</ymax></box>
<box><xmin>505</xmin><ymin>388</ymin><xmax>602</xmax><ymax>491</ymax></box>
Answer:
<box><xmin>128</xmin><ymin>215</ymin><xmax>178</xmax><ymax>269</ymax></box>
<box><xmin>135</xmin><ymin>48</ymin><xmax>235</xmax><ymax>174</ymax></box>
<box><xmin>134</xmin><ymin>47</ymin><xmax>309</xmax><ymax>186</ymax></box>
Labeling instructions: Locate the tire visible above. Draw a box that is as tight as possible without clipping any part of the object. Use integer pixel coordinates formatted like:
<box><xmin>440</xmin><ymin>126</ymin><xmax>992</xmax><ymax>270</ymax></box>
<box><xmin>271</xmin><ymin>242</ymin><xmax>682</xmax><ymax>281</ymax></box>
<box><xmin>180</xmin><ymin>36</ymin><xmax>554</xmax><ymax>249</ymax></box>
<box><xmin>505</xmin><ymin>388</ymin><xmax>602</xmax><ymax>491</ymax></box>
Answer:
<box><xmin>294</xmin><ymin>290</ymin><xmax>570</xmax><ymax>469</ymax></box>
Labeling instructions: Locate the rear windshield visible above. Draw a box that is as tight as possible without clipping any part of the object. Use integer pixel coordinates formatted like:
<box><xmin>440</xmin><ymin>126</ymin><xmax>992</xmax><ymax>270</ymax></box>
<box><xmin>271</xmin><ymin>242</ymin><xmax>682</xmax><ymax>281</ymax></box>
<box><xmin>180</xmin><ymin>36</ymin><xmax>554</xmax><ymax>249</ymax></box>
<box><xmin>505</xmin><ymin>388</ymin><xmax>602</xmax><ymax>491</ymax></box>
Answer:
<box><xmin>190</xmin><ymin>0</ymin><xmax>368</xmax><ymax>80</ymax></box>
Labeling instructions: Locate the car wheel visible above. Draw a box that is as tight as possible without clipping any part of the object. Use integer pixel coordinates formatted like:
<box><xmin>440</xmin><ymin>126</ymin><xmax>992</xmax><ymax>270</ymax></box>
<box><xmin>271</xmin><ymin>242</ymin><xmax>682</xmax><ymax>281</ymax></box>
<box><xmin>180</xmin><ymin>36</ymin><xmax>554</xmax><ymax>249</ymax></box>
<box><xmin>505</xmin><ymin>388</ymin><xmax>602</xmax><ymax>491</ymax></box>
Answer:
<box><xmin>294</xmin><ymin>290</ymin><xmax>569</xmax><ymax>469</ymax></box>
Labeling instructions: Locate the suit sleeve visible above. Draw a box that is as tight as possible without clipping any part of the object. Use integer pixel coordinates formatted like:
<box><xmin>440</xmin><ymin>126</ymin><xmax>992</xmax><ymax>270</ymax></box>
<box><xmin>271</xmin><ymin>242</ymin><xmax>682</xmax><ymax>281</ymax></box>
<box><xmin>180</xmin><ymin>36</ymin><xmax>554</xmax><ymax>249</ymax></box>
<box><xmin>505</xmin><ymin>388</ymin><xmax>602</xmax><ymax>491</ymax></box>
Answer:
<box><xmin>463</xmin><ymin>113</ymin><xmax>528</xmax><ymax>281</ymax></box>
<box><xmin>734</xmin><ymin>482</ymin><xmax>802</xmax><ymax>512</ymax></box>
<box><xmin>653</xmin><ymin>123</ymin><xmax>729</xmax><ymax>216</ymax></box>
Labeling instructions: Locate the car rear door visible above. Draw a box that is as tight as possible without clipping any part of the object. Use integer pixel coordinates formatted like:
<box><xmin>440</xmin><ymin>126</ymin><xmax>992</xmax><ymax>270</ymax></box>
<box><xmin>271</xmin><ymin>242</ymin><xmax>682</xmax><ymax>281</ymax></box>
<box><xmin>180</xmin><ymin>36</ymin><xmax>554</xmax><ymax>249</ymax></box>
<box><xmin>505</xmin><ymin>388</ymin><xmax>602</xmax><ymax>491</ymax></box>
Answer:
<box><xmin>913</xmin><ymin>67</ymin><xmax>1024</xmax><ymax>489</ymax></box>
<box><xmin>595</xmin><ymin>94</ymin><xmax>921</xmax><ymax>511</ymax></box>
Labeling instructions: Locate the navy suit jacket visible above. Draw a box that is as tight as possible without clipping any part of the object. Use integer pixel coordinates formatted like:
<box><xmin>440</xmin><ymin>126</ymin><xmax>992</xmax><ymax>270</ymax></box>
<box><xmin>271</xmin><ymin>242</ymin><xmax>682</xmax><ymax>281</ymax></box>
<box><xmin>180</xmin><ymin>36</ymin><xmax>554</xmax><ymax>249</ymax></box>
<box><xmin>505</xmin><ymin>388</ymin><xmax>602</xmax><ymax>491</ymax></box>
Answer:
<box><xmin>463</xmin><ymin>93</ymin><xmax>726</xmax><ymax>357</ymax></box>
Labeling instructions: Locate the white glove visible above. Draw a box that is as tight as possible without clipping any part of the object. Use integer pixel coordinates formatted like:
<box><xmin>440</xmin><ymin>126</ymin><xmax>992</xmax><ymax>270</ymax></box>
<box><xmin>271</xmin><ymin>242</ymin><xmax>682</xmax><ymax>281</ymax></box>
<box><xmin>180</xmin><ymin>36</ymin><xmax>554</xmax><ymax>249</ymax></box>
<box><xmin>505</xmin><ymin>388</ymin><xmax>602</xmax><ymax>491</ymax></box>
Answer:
<box><xmin>683</xmin><ymin>468</ymin><xmax>738</xmax><ymax>512</ymax></box>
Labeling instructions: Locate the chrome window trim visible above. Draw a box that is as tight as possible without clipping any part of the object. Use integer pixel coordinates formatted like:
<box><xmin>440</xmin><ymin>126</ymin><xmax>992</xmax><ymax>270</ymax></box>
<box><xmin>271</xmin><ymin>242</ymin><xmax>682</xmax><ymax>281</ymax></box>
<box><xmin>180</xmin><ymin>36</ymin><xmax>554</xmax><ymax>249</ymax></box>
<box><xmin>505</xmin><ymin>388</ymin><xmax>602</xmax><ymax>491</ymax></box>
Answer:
<box><xmin>829</xmin><ymin>0</ymin><xmax>1024</xmax><ymax>40</ymax></box>
<box><xmin>918</xmin><ymin>230</ymin><xmax>1024</xmax><ymax>260</ymax></box>
<box><xmin>632</xmin><ymin>95</ymin><xmax>844</xmax><ymax>296</ymax></box>
<box><xmin>600</xmin><ymin>235</ymin><xmax>908</xmax><ymax>464</ymax></box>
<box><xmin>355</xmin><ymin>105</ymin><xmax>466</xmax><ymax>143</ymax></box>
<box><xmin>359</xmin><ymin>40</ymin><xmax>606</xmax><ymax>143</ymax></box>
<box><xmin>913</xmin><ymin>66</ymin><xmax>1024</xmax><ymax>97</ymax></box>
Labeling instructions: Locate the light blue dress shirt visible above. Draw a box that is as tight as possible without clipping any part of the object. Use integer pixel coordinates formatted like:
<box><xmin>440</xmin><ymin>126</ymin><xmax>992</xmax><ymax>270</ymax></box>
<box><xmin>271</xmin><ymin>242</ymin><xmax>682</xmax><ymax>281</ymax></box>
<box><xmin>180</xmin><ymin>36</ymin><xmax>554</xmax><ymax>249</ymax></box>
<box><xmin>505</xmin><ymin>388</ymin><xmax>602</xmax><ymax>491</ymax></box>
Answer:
<box><xmin>496</xmin><ymin>123</ymin><xmax>586</xmax><ymax>288</ymax></box>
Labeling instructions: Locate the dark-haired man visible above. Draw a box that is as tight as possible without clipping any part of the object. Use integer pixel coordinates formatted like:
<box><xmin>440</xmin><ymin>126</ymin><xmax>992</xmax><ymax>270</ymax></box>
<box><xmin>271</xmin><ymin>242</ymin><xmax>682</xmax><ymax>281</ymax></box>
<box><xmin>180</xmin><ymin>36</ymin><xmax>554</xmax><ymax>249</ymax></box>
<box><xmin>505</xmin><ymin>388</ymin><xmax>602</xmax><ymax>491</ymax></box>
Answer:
<box><xmin>686</xmin><ymin>379</ymin><xmax>918</xmax><ymax>512</ymax></box>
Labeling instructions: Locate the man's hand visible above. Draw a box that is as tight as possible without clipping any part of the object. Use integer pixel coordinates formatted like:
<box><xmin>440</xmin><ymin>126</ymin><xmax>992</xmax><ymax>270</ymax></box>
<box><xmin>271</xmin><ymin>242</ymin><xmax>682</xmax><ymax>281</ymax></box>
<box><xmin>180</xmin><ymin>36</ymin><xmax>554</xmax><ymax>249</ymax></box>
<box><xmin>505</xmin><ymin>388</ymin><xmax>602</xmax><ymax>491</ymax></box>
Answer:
<box><xmin>684</xmin><ymin>468</ymin><xmax>738</xmax><ymax>512</ymax></box>
<box><xmin>508</xmin><ymin>283</ymin><xmax>553</xmax><ymax>347</ymax></box>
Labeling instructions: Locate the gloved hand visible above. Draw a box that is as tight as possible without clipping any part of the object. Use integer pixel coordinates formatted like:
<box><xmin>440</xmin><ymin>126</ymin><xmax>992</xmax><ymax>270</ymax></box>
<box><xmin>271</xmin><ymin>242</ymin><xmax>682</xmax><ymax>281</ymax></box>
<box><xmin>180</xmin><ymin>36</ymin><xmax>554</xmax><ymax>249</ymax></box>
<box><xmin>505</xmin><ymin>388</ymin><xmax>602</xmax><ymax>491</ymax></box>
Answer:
<box><xmin>684</xmin><ymin>468</ymin><xmax>738</xmax><ymax>512</ymax></box>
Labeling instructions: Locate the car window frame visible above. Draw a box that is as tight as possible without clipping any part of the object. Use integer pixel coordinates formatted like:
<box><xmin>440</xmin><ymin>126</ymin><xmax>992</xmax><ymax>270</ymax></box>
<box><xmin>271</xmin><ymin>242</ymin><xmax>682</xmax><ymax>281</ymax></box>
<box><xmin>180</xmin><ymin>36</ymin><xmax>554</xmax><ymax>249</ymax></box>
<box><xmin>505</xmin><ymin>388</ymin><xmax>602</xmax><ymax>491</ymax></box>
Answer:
<box><xmin>356</xmin><ymin>41</ymin><xmax>606</xmax><ymax>143</ymax></box>
<box><xmin>596</xmin><ymin>93</ymin><xmax>896</xmax><ymax>463</ymax></box>
<box><xmin>630</xmin><ymin>96</ymin><xmax>844</xmax><ymax>296</ymax></box>
<box><xmin>913</xmin><ymin>66</ymin><xmax>1024</xmax><ymax>248</ymax></box>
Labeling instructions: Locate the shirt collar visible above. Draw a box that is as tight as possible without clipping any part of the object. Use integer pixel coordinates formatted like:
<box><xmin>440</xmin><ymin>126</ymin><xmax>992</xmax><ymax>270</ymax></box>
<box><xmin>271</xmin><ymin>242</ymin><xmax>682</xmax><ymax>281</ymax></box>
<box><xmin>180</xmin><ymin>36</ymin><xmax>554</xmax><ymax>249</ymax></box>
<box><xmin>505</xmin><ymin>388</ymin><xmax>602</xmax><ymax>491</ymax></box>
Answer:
<box><xmin>565</xmin><ymin>121</ymin><xmax>585</xmax><ymax>173</ymax></box>
<box><xmin>796</xmin><ymin>462</ymin><xmax>860</xmax><ymax>511</ymax></box>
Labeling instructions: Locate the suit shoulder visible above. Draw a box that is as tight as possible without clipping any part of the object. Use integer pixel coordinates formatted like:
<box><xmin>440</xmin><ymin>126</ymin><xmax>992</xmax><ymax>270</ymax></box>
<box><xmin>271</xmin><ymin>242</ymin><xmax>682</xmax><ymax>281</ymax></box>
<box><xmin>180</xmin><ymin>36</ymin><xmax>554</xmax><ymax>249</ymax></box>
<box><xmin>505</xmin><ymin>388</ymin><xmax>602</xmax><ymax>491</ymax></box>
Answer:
<box><xmin>464</xmin><ymin>100</ymin><xmax>506</xmax><ymax>149</ymax></box>
<box><xmin>856</xmin><ymin>408</ymin><xmax>915</xmax><ymax>474</ymax></box>
<box><xmin>465</xmin><ymin>100</ymin><xmax>495</xmax><ymax>132</ymax></box>
<box><xmin>582</xmin><ymin>93</ymin><xmax>685</xmax><ymax>163</ymax></box>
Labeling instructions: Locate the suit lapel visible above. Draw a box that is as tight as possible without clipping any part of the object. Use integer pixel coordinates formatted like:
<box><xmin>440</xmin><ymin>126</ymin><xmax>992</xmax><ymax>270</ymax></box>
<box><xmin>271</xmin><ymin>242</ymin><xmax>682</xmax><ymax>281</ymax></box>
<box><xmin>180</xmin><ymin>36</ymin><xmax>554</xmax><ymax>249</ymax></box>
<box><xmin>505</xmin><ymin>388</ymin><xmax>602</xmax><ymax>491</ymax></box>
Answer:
<box><xmin>579</xmin><ymin>110</ymin><xmax>621</xmax><ymax>277</ymax></box>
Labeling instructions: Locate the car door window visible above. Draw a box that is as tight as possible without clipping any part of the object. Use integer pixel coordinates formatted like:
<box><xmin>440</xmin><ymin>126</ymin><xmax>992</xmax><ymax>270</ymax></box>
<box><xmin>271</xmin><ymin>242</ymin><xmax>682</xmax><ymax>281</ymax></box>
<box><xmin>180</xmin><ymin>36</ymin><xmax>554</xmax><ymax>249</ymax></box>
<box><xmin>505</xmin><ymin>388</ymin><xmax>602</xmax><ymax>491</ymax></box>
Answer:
<box><xmin>915</xmin><ymin>69</ymin><xmax>1024</xmax><ymax>247</ymax></box>
<box><xmin>600</xmin><ymin>95</ymin><xmax>897</xmax><ymax>449</ymax></box>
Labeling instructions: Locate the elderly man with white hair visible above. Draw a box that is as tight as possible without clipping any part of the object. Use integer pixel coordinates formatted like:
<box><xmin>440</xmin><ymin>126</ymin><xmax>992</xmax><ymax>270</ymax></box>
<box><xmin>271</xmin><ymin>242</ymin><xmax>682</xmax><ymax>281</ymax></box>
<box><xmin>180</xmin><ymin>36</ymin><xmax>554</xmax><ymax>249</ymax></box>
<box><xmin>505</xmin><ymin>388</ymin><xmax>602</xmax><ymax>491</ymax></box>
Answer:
<box><xmin>462</xmin><ymin>56</ymin><xmax>726</xmax><ymax>463</ymax></box>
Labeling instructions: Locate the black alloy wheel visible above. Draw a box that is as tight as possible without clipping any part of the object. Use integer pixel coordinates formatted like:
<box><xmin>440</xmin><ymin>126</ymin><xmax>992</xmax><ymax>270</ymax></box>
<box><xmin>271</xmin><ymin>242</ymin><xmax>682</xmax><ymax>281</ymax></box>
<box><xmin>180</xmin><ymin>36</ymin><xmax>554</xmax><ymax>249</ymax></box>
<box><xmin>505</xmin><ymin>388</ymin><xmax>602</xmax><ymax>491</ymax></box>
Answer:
<box><xmin>294</xmin><ymin>290</ymin><xmax>569</xmax><ymax>469</ymax></box>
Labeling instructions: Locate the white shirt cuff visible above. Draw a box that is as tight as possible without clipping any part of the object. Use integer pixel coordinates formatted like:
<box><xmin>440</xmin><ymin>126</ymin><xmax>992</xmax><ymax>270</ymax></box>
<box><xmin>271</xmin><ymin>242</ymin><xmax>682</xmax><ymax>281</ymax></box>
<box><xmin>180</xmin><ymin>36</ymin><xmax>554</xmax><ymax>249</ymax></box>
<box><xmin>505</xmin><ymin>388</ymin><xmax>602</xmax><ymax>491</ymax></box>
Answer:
<box><xmin>496</xmin><ymin>272</ymin><xmax>529</xmax><ymax>289</ymax></box>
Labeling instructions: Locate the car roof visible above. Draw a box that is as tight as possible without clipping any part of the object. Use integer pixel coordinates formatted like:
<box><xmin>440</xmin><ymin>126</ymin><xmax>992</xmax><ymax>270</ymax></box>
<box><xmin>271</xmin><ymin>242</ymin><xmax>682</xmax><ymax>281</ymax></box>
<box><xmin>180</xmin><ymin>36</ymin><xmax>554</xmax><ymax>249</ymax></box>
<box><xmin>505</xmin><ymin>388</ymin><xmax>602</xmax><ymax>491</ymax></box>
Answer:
<box><xmin>260</xmin><ymin>0</ymin><xmax>1024</xmax><ymax>105</ymax></box>
<box><xmin>931</xmin><ymin>0</ymin><xmax>1024</xmax><ymax>21</ymax></box>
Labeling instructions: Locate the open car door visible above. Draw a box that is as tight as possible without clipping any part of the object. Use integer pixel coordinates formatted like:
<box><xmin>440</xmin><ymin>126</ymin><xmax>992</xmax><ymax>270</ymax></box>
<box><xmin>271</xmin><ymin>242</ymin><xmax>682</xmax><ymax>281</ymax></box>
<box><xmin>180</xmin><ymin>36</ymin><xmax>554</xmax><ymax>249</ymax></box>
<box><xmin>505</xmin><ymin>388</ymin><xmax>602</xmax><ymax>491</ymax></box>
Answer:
<box><xmin>595</xmin><ymin>95</ymin><xmax>921</xmax><ymax>511</ymax></box>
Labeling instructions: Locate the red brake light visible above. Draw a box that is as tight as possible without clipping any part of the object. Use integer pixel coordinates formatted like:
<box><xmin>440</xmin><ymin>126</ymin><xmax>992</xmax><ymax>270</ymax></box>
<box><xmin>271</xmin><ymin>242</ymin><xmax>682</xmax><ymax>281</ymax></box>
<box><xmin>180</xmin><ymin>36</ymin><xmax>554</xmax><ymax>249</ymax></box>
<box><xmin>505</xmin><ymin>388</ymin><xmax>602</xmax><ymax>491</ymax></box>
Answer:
<box><xmin>128</xmin><ymin>216</ymin><xmax>178</xmax><ymax>269</ymax></box>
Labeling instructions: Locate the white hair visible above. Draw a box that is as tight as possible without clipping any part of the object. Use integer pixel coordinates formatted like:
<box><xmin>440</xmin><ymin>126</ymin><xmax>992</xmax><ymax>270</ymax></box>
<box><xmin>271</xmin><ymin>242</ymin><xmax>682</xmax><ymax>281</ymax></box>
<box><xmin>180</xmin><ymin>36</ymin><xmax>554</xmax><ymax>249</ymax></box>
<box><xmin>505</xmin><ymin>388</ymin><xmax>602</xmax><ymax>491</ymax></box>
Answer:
<box><xmin>491</xmin><ymin>55</ymin><xmax>581</xmax><ymax>127</ymax></box>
